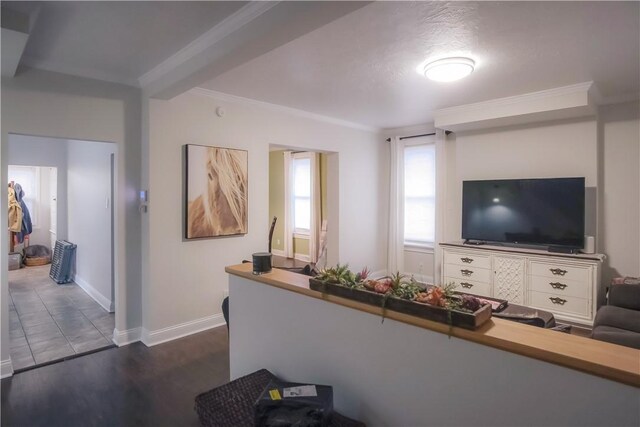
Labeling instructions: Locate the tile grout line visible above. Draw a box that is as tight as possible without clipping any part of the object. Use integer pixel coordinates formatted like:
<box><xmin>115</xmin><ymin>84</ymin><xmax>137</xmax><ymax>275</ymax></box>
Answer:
<box><xmin>33</xmin><ymin>280</ymin><xmax>78</xmax><ymax>357</ymax></box>
<box><xmin>8</xmin><ymin>286</ymin><xmax>37</xmax><ymax>367</ymax></box>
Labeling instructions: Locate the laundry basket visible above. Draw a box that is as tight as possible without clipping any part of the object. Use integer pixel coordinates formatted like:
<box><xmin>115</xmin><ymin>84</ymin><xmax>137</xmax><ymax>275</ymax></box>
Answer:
<box><xmin>49</xmin><ymin>240</ymin><xmax>77</xmax><ymax>284</ymax></box>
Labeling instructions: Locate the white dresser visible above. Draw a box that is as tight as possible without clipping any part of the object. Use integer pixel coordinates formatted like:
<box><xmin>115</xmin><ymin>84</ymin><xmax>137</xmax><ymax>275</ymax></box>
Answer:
<box><xmin>441</xmin><ymin>242</ymin><xmax>605</xmax><ymax>326</ymax></box>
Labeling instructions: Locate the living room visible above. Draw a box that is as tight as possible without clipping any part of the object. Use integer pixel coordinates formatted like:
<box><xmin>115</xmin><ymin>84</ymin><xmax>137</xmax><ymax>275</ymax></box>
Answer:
<box><xmin>1</xmin><ymin>1</ymin><xmax>638</xmax><ymax>426</ymax></box>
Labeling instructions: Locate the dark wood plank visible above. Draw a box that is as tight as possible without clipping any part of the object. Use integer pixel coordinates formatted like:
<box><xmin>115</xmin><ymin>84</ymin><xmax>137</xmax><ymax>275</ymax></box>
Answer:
<box><xmin>1</xmin><ymin>326</ymin><xmax>230</xmax><ymax>427</ymax></box>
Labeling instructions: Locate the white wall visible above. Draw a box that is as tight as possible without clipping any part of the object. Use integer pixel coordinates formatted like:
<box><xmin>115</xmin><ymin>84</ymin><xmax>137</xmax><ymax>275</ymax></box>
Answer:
<box><xmin>1</xmin><ymin>68</ymin><xmax>142</xmax><ymax>369</ymax></box>
<box><xmin>67</xmin><ymin>140</ymin><xmax>115</xmax><ymax>311</ymax></box>
<box><xmin>144</xmin><ymin>90</ymin><xmax>386</xmax><ymax>336</ymax></box>
<box><xmin>7</xmin><ymin>135</ymin><xmax>68</xmax><ymax>244</ymax></box>
<box><xmin>600</xmin><ymin>101</ymin><xmax>640</xmax><ymax>282</ymax></box>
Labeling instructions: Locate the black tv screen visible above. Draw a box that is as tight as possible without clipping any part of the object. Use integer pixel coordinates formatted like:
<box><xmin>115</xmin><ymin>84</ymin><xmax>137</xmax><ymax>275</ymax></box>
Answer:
<box><xmin>462</xmin><ymin>178</ymin><xmax>585</xmax><ymax>248</ymax></box>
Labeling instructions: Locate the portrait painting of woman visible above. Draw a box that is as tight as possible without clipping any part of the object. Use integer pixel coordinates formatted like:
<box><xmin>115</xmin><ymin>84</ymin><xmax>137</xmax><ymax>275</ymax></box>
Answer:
<box><xmin>186</xmin><ymin>145</ymin><xmax>248</xmax><ymax>239</ymax></box>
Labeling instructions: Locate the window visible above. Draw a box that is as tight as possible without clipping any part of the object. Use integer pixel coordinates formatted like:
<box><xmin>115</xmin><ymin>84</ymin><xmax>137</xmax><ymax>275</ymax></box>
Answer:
<box><xmin>292</xmin><ymin>154</ymin><xmax>311</xmax><ymax>234</ymax></box>
<box><xmin>404</xmin><ymin>144</ymin><xmax>435</xmax><ymax>246</ymax></box>
<box><xmin>8</xmin><ymin>165</ymin><xmax>39</xmax><ymax>226</ymax></box>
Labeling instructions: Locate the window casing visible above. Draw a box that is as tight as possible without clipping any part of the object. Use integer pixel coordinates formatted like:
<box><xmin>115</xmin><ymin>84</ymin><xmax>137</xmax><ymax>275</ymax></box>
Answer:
<box><xmin>403</xmin><ymin>143</ymin><xmax>435</xmax><ymax>247</ymax></box>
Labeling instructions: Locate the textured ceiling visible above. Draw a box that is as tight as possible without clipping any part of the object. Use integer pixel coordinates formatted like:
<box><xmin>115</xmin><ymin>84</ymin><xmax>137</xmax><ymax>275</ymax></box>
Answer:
<box><xmin>9</xmin><ymin>1</ymin><xmax>247</xmax><ymax>84</ymax></box>
<box><xmin>200</xmin><ymin>1</ymin><xmax>640</xmax><ymax>129</ymax></box>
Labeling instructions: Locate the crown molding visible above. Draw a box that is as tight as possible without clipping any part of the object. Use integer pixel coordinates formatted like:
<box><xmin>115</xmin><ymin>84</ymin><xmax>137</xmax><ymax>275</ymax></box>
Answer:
<box><xmin>138</xmin><ymin>1</ymin><xmax>279</xmax><ymax>88</ymax></box>
<box><xmin>20</xmin><ymin>55</ymin><xmax>139</xmax><ymax>87</ymax></box>
<box><xmin>190</xmin><ymin>87</ymin><xmax>381</xmax><ymax>133</ymax></box>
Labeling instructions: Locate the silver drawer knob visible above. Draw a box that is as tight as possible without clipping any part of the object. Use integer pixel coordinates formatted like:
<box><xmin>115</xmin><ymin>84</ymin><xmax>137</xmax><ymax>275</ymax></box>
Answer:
<box><xmin>460</xmin><ymin>282</ymin><xmax>473</xmax><ymax>289</ymax></box>
<box><xmin>460</xmin><ymin>257</ymin><xmax>474</xmax><ymax>264</ymax></box>
<box><xmin>550</xmin><ymin>268</ymin><xmax>568</xmax><ymax>276</ymax></box>
<box><xmin>549</xmin><ymin>282</ymin><xmax>567</xmax><ymax>290</ymax></box>
<box><xmin>460</xmin><ymin>269</ymin><xmax>473</xmax><ymax>277</ymax></box>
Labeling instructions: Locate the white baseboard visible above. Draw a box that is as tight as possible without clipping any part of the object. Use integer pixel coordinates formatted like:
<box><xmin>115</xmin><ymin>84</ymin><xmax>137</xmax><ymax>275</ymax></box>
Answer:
<box><xmin>112</xmin><ymin>327</ymin><xmax>142</xmax><ymax>346</ymax></box>
<box><xmin>294</xmin><ymin>253</ymin><xmax>310</xmax><ymax>262</ymax></box>
<box><xmin>1</xmin><ymin>359</ymin><xmax>13</xmax><ymax>378</ymax></box>
<box><xmin>271</xmin><ymin>249</ymin><xmax>310</xmax><ymax>263</ymax></box>
<box><xmin>370</xmin><ymin>270</ymin><xmax>388</xmax><ymax>279</ymax></box>
<box><xmin>141</xmin><ymin>313</ymin><xmax>226</xmax><ymax>347</ymax></box>
<box><xmin>75</xmin><ymin>275</ymin><xmax>114</xmax><ymax>312</ymax></box>
<box><xmin>408</xmin><ymin>273</ymin><xmax>434</xmax><ymax>284</ymax></box>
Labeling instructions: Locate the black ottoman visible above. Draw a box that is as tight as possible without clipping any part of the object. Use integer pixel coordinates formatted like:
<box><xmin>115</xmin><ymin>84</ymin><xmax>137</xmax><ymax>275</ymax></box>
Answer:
<box><xmin>195</xmin><ymin>369</ymin><xmax>365</xmax><ymax>427</ymax></box>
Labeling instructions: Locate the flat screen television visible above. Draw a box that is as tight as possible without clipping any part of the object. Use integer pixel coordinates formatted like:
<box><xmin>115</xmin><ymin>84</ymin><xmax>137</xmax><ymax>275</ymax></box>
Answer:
<box><xmin>462</xmin><ymin>177</ymin><xmax>585</xmax><ymax>248</ymax></box>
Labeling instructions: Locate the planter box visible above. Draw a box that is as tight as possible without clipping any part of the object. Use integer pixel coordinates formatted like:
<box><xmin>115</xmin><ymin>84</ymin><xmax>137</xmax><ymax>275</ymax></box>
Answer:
<box><xmin>309</xmin><ymin>278</ymin><xmax>492</xmax><ymax>330</ymax></box>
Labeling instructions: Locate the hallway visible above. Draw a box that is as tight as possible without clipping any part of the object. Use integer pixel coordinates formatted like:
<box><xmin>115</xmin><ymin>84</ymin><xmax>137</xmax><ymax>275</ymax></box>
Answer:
<box><xmin>8</xmin><ymin>265</ymin><xmax>115</xmax><ymax>370</ymax></box>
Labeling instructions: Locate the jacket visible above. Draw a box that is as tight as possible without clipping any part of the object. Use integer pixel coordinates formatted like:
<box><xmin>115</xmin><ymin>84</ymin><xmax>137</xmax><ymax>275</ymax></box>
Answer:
<box><xmin>8</xmin><ymin>187</ymin><xmax>22</xmax><ymax>233</ymax></box>
<box><xmin>13</xmin><ymin>183</ymin><xmax>32</xmax><ymax>243</ymax></box>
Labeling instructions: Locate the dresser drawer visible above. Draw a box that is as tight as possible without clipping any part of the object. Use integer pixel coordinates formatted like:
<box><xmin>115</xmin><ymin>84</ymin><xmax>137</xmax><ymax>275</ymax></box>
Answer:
<box><xmin>444</xmin><ymin>264</ymin><xmax>491</xmax><ymax>283</ymax></box>
<box><xmin>443</xmin><ymin>276</ymin><xmax>491</xmax><ymax>298</ymax></box>
<box><xmin>528</xmin><ymin>291</ymin><xmax>590</xmax><ymax>317</ymax></box>
<box><xmin>529</xmin><ymin>275</ymin><xmax>591</xmax><ymax>299</ymax></box>
<box><xmin>444</xmin><ymin>251</ymin><xmax>491</xmax><ymax>269</ymax></box>
<box><xmin>529</xmin><ymin>261</ymin><xmax>591</xmax><ymax>283</ymax></box>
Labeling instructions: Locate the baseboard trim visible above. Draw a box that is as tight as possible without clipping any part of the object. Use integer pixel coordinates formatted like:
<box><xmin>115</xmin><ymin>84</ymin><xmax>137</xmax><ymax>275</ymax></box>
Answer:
<box><xmin>74</xmin><ymin>275</ymin><xmax>114</xmax><ymax>313</ymax></box>
<box><xmin>141</xmin><ymin>313</ymin><xmax>226</xmax><ymax>347</ymax></box>
<box><xmin>294</xmin><ymin>253</ymin><xmax>310</xmax><ymax>262</ymax></box>
<box><xmin>113</xmin><ymin>327</ymin><xmax>142</xmax><ymax>346</ymax></box>
<box><xmin>1</xmin><ymin>359</ymin><xmax>14</xmax><ymax>378</ymax></box>
<box><xmin>271</xmin><ymin>249</ymin><xmax>310</xmax><ymax>263</ymax></box>
<box><xmin>370</xmin><ymin>270</ymin><xmax>388</xmax><ymax>279</ymax></box>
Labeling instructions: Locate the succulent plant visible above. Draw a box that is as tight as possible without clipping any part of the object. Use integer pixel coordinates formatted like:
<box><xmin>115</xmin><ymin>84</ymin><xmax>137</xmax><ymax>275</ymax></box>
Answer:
<box><xmin>355</xmin><ymin>267</ymin><xmax>370</xmax><ymax>283</ymax></box>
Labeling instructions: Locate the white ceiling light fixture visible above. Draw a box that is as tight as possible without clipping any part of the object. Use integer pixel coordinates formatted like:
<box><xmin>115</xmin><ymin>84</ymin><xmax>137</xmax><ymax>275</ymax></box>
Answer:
<box><xmin>421</xmin><ymin>57</ymin><xmax>475</xmax><ymax>82</ymax></box>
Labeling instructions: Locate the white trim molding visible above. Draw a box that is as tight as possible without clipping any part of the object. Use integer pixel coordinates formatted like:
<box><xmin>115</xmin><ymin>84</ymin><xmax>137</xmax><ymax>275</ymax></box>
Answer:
<box><xmin>370</xmin><ymin>270</ymin><xmax>388</xmax><ymax>280</ymax></box>
<box><xmin>112</xmin><ymin>327</ymin><xmax>142</xmax><ymax>346</ymax></box>
<box><xmin>190</xmin><ymin>87</ymin><xmax>380</xmax><ymax>133</ymax></box>
<box><xmin>1</xmin><ymin>359</ymin><xmax>14</xmax><ymax>378</ymax></box>
<box><xmin>271</xmin><ymin>249</ymin><xmax>285</xmax><ymax>257</ymax></box>
<box><xmin>141</xmin><ymin>314</ymin><xmax>226</xmax><ymax>347</ymax></box>
<box><xmin>74</xmin><ymin>275</ymin><xmax>114</xmax><ymax>313</ymax></box>
<box><xmin>434</xmin><ymin>82</ymin><xmax>598</xmax><ymax>132</ymax></box>
<box><xmin>138</xmin><ymin>2</ymin><xmax>279</xmax><ymax>87</ymax></box>
<box><xmin>294</xmin><ymin>253</ymin><xmax>310</xmax><ymax>263</ymax></box>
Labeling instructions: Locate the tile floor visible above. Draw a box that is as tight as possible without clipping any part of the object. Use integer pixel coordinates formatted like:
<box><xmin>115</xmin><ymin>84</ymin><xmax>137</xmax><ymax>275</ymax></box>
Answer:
<box><xmin>8</xmin><ymin>265</ymin><xmax>115</xmax><ymax>370</ymax></box>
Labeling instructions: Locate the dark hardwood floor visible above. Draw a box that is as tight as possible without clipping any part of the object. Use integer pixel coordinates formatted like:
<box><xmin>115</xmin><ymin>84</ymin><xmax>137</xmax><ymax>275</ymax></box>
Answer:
<box><xmin>1</xmin><ymin>326</ymin><xmax>230</xmax><ymax>427</ymax></box>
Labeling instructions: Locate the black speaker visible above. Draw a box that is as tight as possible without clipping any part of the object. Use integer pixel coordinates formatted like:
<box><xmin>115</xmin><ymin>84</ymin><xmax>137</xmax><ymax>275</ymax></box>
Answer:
<box><xmin>252</xmin><ymin>252</ymin><xmax>272</xmax><ymax>275</ymax></box>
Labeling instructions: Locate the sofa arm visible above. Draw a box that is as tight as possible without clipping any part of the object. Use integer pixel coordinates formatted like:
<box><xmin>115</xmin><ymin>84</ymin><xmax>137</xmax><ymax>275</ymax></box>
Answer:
<box><xmin>608</xmin><ymin>284</ymin><xmax>640</xmax><ymax>311</ymax></box>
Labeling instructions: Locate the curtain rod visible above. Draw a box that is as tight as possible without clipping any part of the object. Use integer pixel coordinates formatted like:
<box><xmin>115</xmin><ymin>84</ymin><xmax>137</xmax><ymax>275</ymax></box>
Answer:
<box><xmin>385</xmin><ymin>130</ymin><xmax>452</xmax><ymax>143</ymax></box>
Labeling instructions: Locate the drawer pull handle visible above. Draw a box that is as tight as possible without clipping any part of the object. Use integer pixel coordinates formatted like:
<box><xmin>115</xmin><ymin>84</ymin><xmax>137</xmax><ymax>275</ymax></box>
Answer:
<box><xmin>549</xmin><ymin>282</ymin><xmax>567</xmax><ymax>290</ymax></box>
<box><xmin>460</xmin><ymin>257</ymin><xmax>474</xmax><ymax>264</ymax></box>
<box><xmin>460</xmin><ymin>269</ymin><xmax>473</xmax><ymax>277</ymax></box>
<box><xmin>549</xmin><ymin>297</ymin><xmax>567</xmax><ymax>305</ymax></box>
<box><xmin>460</xmin><ymin>282</ymin><xmax>473</xmax><ymax>289</ymax></box>
<box><xmin>550</xmin><ymin>268</ymin><xmax>568</xmax><ymax>276</ymax></box>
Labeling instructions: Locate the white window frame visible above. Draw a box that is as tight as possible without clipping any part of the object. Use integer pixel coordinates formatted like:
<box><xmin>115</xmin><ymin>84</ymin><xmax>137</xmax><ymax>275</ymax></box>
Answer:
<box><xmin>292</xmin><ymin>152</ymin><xmax>312</xmax><ymax>238</ymax></box>
<box><xmin>403</xmin><ymin>138</ymin><xmax>436</xmax><ymax>250</ymax></box>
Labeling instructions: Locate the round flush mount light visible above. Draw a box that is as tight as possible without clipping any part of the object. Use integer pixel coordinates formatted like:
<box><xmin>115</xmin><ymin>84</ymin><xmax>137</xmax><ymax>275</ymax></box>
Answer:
<box><xmin>422</xmin><ymin>57</ymin><xmax>475</xmax><ymax>82</ymax></box>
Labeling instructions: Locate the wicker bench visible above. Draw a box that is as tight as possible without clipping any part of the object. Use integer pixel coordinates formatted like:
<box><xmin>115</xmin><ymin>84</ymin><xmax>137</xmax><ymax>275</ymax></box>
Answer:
<box><xmin>195</xmin><ymin>369</ymin><xmax>365</xmax><ymax>427</ymax></box>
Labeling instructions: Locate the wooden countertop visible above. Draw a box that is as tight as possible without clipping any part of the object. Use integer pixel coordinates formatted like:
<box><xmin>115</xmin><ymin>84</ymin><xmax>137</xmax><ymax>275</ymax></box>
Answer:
<box><xmin>226</xmin><ymin>263</ymin><xmax>640</xmax><ymax>388</ymax></box>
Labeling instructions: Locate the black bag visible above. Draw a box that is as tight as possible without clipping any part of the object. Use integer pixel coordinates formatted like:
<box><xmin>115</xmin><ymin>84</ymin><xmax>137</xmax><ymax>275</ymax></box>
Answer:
<box><xmin>254</xmin><ymin>379</ymin><xmax>333</xmax><ymax>427</ymax></box>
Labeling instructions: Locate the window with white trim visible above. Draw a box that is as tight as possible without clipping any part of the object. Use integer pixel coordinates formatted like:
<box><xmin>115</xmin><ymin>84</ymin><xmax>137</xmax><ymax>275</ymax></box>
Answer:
<box><xmin>404</xmin><ymin>143</ymin><xmax>435</xmax><ymax>246</ymax></box>
<box><xmin>8</xmin><ymin>165</ymin><xmax>39</xmax><ymax>226</ymax></box>
<box><xmin>292</xmin><ymin>153</ymin><xmax>311</xmax><ymax>234</ymax></box>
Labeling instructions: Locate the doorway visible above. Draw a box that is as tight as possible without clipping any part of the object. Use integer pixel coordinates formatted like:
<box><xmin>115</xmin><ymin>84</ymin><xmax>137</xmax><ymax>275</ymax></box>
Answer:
<box><xmin>7</xmin><ymin>134</ymin><xmax>116</xmax><ymax>370</ymax></box>
<box><xmin>268</xmin><ymin>145</ymin><xmax>339</xmax><ymax>270</ymax></box>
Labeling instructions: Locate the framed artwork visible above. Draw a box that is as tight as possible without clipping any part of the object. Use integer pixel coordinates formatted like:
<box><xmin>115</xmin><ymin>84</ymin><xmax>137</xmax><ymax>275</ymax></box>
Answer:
<box><xmin>185</xmin><ymin>144</ymin><xmax>248</xmax><ymax>239</ymax></box>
